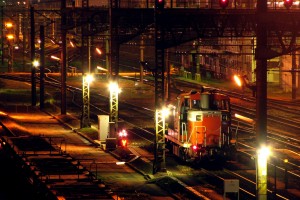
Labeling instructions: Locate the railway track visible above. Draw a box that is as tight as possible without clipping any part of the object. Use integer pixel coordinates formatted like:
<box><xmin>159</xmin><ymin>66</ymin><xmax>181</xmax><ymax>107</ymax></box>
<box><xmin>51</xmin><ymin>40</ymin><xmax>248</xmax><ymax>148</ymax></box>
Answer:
<box><xmin>0</xmin><ymin>74</ymin><xmax>214</xmax><ymax>199</ymax></box>
<box><xmin>1</xmin><ymin>73</ymin><xmax>300</xmax><ymax>199</ymax></box>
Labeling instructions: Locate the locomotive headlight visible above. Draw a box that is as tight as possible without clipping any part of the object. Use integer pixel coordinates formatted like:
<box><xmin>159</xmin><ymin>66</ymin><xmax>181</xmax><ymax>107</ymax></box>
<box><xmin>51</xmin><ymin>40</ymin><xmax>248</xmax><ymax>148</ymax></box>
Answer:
<box><xmin>118</xmin><ymin>129</ymin><xmax>128</xmax><ymax>137</ymax></box>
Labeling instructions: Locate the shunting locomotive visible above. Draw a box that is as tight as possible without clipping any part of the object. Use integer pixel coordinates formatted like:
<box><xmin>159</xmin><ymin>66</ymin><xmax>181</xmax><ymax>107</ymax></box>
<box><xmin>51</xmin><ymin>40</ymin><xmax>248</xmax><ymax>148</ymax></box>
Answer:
<box><xmin>166</xmin><ymin>88</ymin><xmax>236</xmax><ymax>165</ymax></box>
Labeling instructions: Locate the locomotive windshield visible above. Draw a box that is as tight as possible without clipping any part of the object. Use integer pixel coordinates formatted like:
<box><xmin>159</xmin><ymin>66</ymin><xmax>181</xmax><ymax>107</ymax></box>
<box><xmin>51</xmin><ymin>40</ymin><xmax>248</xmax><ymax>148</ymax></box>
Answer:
<box><xmin>215</xmin><ymin>98</ymin><xmax>230</xmax><ymax>111</ymax></box>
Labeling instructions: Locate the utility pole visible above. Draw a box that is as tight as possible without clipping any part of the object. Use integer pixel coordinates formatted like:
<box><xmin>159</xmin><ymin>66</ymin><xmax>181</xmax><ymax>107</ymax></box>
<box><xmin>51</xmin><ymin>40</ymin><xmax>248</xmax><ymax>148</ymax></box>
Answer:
<box><xmin>81</xmin><ymin>0</ymin><xmax>90</xmax><ymax>74</ymax></box>
<box><xmin>40</xmin><ymin>25</ymin><xmax>45</xmax><ymax>109</ymax></box>
<box><xmin>256</xmin><ymin>0</ymin><xmax>268</xmax><ymax>155</ymax></box>
<box><xmin>292</xmin><ymin>50</ymin><xmax>296</xmax><ymax>100</ymax></box>
<box><xmin>153</xmin><ymin>0</ymin><xmax>166</xmax><ymax>174</ymax></box>
<box><xmin>109</xmin><ymin>0</ymin><xmax>120</xmax><ymax>81</ymax></box>
<box><xmin>1</xmin><ymin>6</ymin><xmax>3</xmax><ymax>65</ymax></box>
<box><xmin>61</xmin><ymin>0</ymin><xmax>67</xmax><ymax>115</ymax></box>
<box><xmin>30</xmin><ymin>6</ymin><xmax>36</xmax><ymax>106</ymax></box>
<box><xmin>255</xmin><ymin>0</ymin><xmax>268</xmax><ymax>199</ymax></box>
<box><xmin>140</xmin><ymin>35</ymin><xmax>145</xmax><ymax>82</ymax></box>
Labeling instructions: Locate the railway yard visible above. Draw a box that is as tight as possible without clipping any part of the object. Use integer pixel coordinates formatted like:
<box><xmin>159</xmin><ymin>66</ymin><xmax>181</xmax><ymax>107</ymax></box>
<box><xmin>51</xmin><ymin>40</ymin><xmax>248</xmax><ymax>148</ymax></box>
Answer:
<box><xmin>0</xmin><ymin>74</ymin><xmax>300</xmax><ymax>199</ymax></box>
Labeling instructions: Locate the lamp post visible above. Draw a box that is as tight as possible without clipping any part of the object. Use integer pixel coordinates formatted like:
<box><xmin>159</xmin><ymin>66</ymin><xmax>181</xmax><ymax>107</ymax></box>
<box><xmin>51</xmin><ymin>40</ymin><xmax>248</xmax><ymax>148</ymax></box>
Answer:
<box><xmin>30</xmin><ymin>6</ymin><xmax>36</xmax><ymax>106</ymax></box>
<box><xmin>153</xmin><ymin>107</ymin><xmax>169</xmax><ymax>174</ymax></box>
<box><xmin>6</xmin><ymin>33</ymin><xmax>14</xmax><ymax>72</ymax></box>
<box><xmin>95</xmin><ymin>46</ymin><xmax>107</xmax><ymax>76</ymax></box>
<box><xmin>33</xmin><ymin>60</ymin><xmax>39</xmax><ymax>68</ymax></box>
<box><xmin>284</xmin><ymin>159</ymin><xmax>289</xmax><ymax>189</ymax></box>
<box><xmin>81</xmin><ymin>73</ymin><xmax>93</xmax><ymax>128</ymax></box>
<box><xmin>5</xmin><ymin>22</ymin><xmax>14</xmax><ymax>72</ymax></box>
<box><xmin>109</xmin><ymin>82</ymin><xmax>120</xmax><ymax>138</ymax></box>
<box><xmin>1</xmin><ymin>6</ymin><xmax>3</xmax><ymax>65</ymax></box>
<box><xmin>256</xmin><ymin>145</ymin><xmax>271</xmax><ymax>200</ymax></box>
<box><xmin>40</xmin><ymin>25</ymin><xmax>45</xmax><ymax>109</ymax></box>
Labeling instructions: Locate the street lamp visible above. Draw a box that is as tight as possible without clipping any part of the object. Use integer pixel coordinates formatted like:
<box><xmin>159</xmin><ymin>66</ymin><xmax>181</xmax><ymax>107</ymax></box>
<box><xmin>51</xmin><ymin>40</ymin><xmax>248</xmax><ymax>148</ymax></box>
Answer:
<box><xmin>50</xmin><ymin>55</ymin><xmax>60</xmax><ymax>61</ymax></box>
<box><xmin>153</xmin><ymin>107</ymin><xmax>169</xmax><ymax>174</ymax></box>
<box><xmin>256</xmin><ymin>145</ymin><xmax>271</xmax><ymax>200</ymax></box>
<box><xmin>233</xmin><ymin>74</ymin><xmax>243</xmax><ymax>87</ymax></box>
<box><xmin>95</xmin><ymin>47</ymin><xmax>107</xmax><ymax>77</ymax></box>
<box><xmin>109</xmin><ymin>82</ymin><xmax>121</xmax><ymax>138</ymax></box>
<box><xmin>284</xmin><ymin>159</ymin><xmax>289</xmax><ymax>189</ymax></box>
<box><xmin>5</xmin><ymin>22</ymin><xmax>13</xmax><ymax>29</ymax></box>
<box><xmin>95</xmin><ymin>47</ymin><xmax>102</xmax><ymax>55</ymax></box>
<box><xmin>81</xmin><ymin>73</ymin><xmax>94</xmax><ymax>128</ymax></box>
<box><xmin>6</xmin><ymin>33</ymin><xmax>14</xmax><ymax>72</ymax></box>
<box><xmin>5</xmin><ymin>21</ymin><xmax>15</xmax><ymax>72</ymax></box>
<box><xmin>32</xmin><ymin>60</ymin><xmax>40</xmax><ymax>68</ymax></box>
<box><xmin>233</xmin><ymin>74</ymin><xmax>256</xmax><ymax>97</ymax></box>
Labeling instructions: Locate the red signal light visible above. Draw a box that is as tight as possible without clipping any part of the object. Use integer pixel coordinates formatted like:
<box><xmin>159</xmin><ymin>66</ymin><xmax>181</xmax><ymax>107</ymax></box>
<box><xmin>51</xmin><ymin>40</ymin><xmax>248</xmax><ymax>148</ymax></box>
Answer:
<box><xmin>284</xmin><ymin>0</ymin><xmax>293</xmax><ymax>8</ymax></box>
<box><xmin>219</xmin><ymin>0</ymin><xmax>229</xmax><ymax>8</ymax></box>
<box><xmin>192</xmin><ymin>145</ymin><xmax>198</xmax><ymax>151</ymax></box>
<box><xmin>155</xmin><ymin>0</ymin><xmax>165</xmax><ymax>10</ymax></box>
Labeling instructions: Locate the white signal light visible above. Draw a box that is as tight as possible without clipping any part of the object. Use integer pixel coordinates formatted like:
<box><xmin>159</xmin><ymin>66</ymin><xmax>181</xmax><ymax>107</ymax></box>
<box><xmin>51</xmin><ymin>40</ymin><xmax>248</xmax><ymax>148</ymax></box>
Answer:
<box><xmin>119</xmin><ymin>129</ymin><xmax>127</xmax><ymax>137</ymax></box>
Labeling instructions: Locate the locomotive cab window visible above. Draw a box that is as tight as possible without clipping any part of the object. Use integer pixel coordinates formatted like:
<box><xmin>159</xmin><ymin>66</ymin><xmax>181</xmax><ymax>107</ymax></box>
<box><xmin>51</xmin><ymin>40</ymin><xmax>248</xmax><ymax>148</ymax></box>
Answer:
<box><xmin>221</xmin><ymin>99</ymin><xmax>230</xmax><ymax>112</ymax></box>
<box><xmin>222</xmin><ymin>114</ymin><xmax>227</xmax><ymax>121</ymax></box>
<box><xmin>196</xmin><ymin>115</ymin><xmax>202</xmax><ymax>121</ymax></box>
<box><xmin>192</xmin><ymin>99</ymin><xmax>200</xmax><ymax>109</ymax></box>
<box><xmin>180</xmin><ymin>102</ymin><xmax>188</xmax><ymax>122</ymax></box>
<box><xmin>215</xmin><ymin>99</ymin><xmax>230</xmax><ymax>112</ymax></box>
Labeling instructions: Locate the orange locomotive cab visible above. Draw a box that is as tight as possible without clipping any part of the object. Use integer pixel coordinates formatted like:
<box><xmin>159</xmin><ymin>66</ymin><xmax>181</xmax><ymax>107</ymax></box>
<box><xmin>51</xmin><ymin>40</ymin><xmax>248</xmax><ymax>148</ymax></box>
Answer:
<box><xmin>166</xmin><ymin>89</ymin><xmax>235</xmax><ymax>164</ymax></box>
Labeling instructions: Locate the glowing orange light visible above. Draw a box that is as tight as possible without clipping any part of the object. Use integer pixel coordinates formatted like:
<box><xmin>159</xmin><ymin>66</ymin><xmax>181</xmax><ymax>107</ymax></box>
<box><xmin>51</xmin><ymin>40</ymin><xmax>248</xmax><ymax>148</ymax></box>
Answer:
<box><xmin>233</xmin><ymin>75</ymin><xmax>242</xmax><ymax>87</ymax></box>
<box><xmin>70</xmin><ymin>41</ymin><xmax>75</xmax><ymax>48</ymax></box>
<box><xmin>96</xmin><ymin>47</ymin><xmax>102</xmax><ymax>55</ymax></box>
<box><xmin>121</xmin><ymin>139</ymin><xmax>127</xmax><ymax>147</ymax></box>
<box><xmin>51</xmin><ymin>55</ymin><xmax>60</xmax><ymax>61</ymax></box>
<box><xmin>5</xmin><ymin>22</ymin><xmax>13</xmax><ymax>28</ymax></box>
<box><xmin>6</xmin><ymin>34</ymin><xmax>14</xmax><ymax>40</ymax></box>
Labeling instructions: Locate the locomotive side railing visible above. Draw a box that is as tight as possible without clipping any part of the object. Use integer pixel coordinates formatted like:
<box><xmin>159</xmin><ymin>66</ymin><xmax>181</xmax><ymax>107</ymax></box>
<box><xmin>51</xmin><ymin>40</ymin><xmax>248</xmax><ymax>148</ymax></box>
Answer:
<box><xmin>181</xmin><ymin>122</ymin><xmax>187</xmax><ymax>142</ymax></box>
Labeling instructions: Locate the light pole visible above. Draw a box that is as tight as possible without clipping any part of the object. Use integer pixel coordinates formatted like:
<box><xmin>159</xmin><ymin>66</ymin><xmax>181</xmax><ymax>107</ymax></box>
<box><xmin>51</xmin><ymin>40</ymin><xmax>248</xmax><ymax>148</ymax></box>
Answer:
<box><xmin>153</xmin><ymin>107</ymin><xmax>169</xmax><ymax>174</ymax></box>
<box><xmin>81</xmin><ymin>73</ymin><xmax>93</xmax><ymax>128</ymax></box>
<box><xmin>30</xmin><ymin>6</ymin><xmax>36</xmax><ymax>106</ymax></box>
<box><xmin>256</xmin><ymin>145</ymin><xmax>271</xmax><ymax>200</ymax></box>
<box><xmin>1</xmin><ymin>6</ymin><xmax>3</xmax><ymax>65</ymax></box>
<box><xmin>40</xmin><ymin>25</ymin><xmax>45</xmax><ymax>109</ymax></box>
<box><xmin>284</xmin><ymin>159</ymin><xmax>289</xmax><ymax>189</ymax></box>
<box><xmin>6</xmin><ymin>34</ymin><xmax>14</xmax><ymax>72</ymax></box>
<box><xmin>109</xmin><ymin>82</ymin><xmax>120</xmax><ymax>138</ymax></box>
<box><xmin>5</xmin><ymin>22</ymin><xmax>14</xmax><ymax>72</ymax></box>
<box><xmin>95</xmin><ymin>46</ymin><xmax>107</xmax><ymax>76</ymax></box>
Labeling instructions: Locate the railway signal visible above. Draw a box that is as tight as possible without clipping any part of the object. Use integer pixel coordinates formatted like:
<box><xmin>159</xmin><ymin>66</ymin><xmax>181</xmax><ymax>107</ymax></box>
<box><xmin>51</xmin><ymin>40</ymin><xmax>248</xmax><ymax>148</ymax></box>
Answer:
<box><xmin>284</xmin><ymin>0</ymin><xmax>293</xmax><ymax>9</ymax></box>
<box><xmin>120</xmin><ymin>139</ymin><xmax>127</xmax><ymax>147</ymax></box>
<box><xmin>219</xmin><ymin>0</ymin><xmax>229</xmax><ymax>8</ymax></box>
<box><xmin>118</xmin><ymin>129</ymin><xmax>128</xmax><ymax>148</ymax></box>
